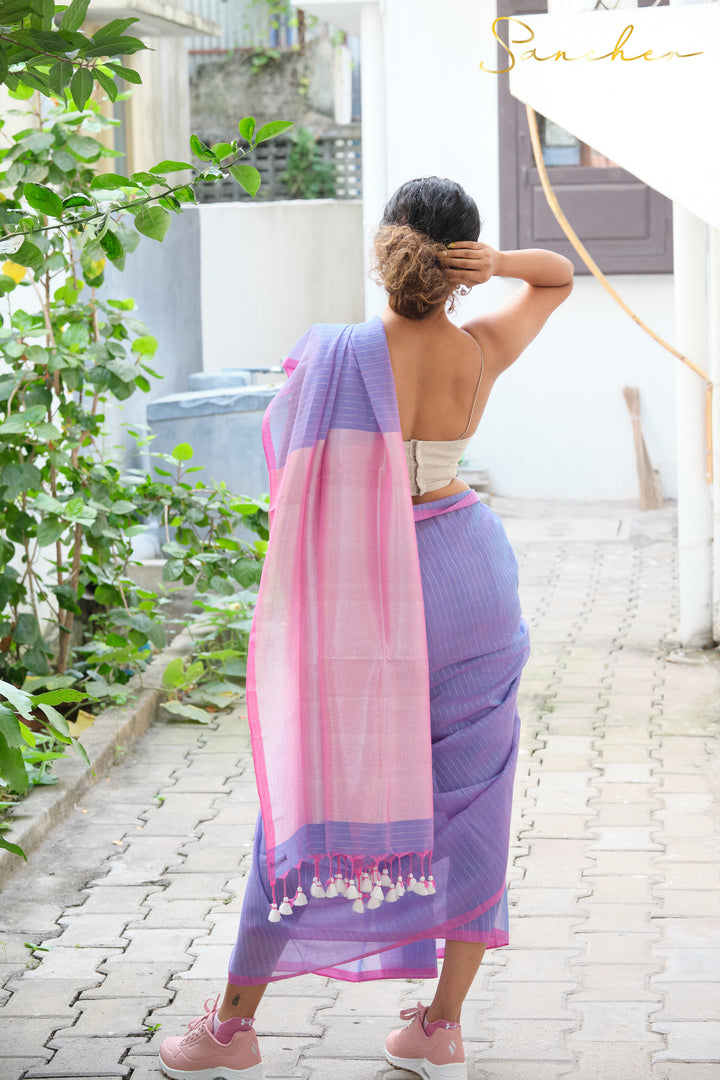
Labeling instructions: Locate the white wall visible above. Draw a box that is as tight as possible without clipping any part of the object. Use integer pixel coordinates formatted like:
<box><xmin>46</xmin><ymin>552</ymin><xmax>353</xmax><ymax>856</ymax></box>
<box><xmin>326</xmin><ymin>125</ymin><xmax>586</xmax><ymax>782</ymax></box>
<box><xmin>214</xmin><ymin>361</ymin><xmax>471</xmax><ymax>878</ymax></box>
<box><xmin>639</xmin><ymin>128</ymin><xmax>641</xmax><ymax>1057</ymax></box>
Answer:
<box><xmin>463</xmin><ymin>274</ymin><xmax>677</xmax><ymax>499</ymax></box>
<box><xmin>198</xmin><ymin>199</ymin><xmax>365</xmax><ymax>371</ymax></box>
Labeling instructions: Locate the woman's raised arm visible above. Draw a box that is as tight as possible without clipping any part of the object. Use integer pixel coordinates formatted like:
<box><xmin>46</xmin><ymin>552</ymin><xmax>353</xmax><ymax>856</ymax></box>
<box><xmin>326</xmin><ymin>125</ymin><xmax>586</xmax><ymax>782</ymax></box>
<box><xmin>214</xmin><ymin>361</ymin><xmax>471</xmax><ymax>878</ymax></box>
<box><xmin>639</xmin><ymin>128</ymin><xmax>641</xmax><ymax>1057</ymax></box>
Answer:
<box><xmin>439</xmin><ymin>242</ymin><xmax>574</xmax><ymax>373</ymax></box>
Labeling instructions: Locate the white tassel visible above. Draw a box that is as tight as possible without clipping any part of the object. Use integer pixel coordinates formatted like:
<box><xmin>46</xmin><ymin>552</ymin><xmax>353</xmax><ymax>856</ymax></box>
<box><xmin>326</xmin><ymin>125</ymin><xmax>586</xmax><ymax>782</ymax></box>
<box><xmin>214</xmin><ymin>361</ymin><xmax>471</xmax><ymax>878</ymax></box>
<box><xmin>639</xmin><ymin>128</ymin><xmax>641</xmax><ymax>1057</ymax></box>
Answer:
<box><xmin>379</xmin><ymin>868</ymin><xmax>393</xmax><ymax>887</ymax></box>
<box><xmin>310</xmin><ymin>877</ymin><xmax>325</xmax><ymax>899</ymax></box>
<box><xmin>279</xmin><ymin>896</ymin><xmax>293</xmax><ymax>915</ymax></box>
<box><xmin>345</xmin><ymin>880</ymin><xmax>360</xmax><ymax>900</ymax></box>
<box><xmin>360</xmin><ymin>873</ymin><xmax>372</xmax><ymax>894</ymax></box>
<box><xmin>325</xmin><ymin>880</ymin><xmax>338</xmax><ymax>899</ymax></box>
<box><xmin>293</xmin><ymin>885</ymin><xmax>308</xmax><ymax>906</ymax></box>
<box><xmin>352</xmin><ymin>897</ymin><xmax>365</xmax><ymax>914</ymax></box>
<box><xmin>370</xmin><ymin>884</ymin><xmax>384</xmax><ymax>902</ymax></box>
<box><xmin>385</xmin><ymin>886</ymin><xmax>399</xmax><ymax>903</ymax></box>
<box><xmin>425</xmin><ymin>875</ymin><xmax>437</xmax><ymax>895</ymax></box>
<box><xmin>407</xmin><ymin>873</ymin><xmax>418</xmax><ymax>893</ymax></box>
<box><xmin>334</xmin><ymin>875</ymin><xmax>346</xmax><ymax>896</ymax></box>
<box><xmin>396</xmin><ymin>875</ymin><xmax>405</xmax><ymax>898</ymax></box>
<box><xmin>268</xmin><ymin>903</ymin><xmax>282</xmax><ymax>923</ymax></box>
<box><xmin>415</xmin><ymin>876</ymin><xmax>428</xmax><ymax>896</ymax></box>
<box><xmin>367</xmin><ymin>894</ymin><xmax>383</xmax><ymax>909</ymax></box>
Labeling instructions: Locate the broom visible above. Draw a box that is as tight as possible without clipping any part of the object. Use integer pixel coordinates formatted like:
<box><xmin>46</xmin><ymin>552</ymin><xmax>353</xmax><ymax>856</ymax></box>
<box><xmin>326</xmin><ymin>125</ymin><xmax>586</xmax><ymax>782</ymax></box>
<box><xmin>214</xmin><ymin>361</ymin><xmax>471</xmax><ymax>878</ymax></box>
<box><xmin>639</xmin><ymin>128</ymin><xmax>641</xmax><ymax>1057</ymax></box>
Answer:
<box><xmin>622</xmin><ymin>386</ymin><xmax>664</xmax><ymax>510</ymax></box>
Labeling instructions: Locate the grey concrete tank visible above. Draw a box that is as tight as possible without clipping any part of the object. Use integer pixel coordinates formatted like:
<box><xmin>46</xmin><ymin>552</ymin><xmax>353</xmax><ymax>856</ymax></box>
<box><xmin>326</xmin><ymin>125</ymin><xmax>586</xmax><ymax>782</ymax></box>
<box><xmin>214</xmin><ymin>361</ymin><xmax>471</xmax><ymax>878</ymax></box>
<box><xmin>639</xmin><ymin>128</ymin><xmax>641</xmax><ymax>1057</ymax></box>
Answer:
<box><xmin>146</xmin><ymin>384</ymin><xmax>281</xmax><ymax>500</ymax></box>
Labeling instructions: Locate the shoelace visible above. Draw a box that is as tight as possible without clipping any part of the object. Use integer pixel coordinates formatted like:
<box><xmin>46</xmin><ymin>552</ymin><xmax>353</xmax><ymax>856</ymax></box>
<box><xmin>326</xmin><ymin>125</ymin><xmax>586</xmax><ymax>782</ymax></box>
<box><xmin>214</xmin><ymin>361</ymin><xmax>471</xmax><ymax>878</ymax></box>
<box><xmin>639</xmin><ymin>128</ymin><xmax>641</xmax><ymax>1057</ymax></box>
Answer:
<box><xmin>399</xmin><ymin>1002</ymin><xmax>426</xmax><ymax>1027</ymax></box>
<box><xmin>180</xmin><ymin>993</ymin><xmax>221</xmax><ymax>1045</ymax></box>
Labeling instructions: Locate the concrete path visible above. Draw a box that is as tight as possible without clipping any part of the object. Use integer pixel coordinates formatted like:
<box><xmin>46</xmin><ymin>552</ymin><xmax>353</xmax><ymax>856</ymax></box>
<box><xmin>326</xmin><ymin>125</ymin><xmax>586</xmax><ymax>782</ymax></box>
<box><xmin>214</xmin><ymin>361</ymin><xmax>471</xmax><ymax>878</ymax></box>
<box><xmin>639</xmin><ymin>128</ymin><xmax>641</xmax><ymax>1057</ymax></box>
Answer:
<box><xmin>1</xmin><ymin>499</ymin><xmax>718</xmax><ymax>1080</ymax></box>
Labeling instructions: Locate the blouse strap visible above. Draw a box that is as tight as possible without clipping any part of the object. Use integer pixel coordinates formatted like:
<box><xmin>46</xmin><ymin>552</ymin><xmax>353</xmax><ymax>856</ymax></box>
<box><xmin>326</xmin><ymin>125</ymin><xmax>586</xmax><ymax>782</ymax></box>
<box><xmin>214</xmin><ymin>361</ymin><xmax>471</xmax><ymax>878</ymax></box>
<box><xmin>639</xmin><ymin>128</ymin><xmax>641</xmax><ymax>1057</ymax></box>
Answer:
<box><xmin>457</xmin><ymin>345</ymin><xmax>485</xmax><ymax>440</ymax></box>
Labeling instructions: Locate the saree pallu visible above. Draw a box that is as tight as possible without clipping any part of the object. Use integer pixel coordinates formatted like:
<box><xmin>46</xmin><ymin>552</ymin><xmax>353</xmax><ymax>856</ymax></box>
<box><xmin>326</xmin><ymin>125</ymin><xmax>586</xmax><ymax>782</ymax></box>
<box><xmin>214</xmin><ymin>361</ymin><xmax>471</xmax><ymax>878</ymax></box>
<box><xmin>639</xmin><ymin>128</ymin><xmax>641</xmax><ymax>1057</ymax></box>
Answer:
<box><xmin>229</xmin><ymin>487</ymin><xmax>530</xmax><ymax>983</ymax></box>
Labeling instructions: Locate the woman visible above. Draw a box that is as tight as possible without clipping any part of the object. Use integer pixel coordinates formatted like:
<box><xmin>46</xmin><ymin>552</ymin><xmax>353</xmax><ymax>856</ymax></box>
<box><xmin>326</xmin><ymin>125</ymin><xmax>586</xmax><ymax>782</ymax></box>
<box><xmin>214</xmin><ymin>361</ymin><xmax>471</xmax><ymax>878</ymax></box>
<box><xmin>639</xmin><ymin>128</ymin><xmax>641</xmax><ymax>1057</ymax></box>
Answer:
<box><xmin>159</xmin><ymin>177</ymin><xmax>573</xmax><ymax>1080</ymax></box>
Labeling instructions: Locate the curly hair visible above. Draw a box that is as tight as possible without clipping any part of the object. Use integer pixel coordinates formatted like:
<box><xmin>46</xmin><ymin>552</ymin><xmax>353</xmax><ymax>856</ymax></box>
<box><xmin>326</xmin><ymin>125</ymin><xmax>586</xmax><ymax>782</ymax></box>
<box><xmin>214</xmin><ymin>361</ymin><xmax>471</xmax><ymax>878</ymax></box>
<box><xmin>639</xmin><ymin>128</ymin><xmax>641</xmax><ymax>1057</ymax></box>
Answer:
<box><xmin>369</xmin><ymin>177</ymin><xmax>482</xmax><ymax>321</ymax></box>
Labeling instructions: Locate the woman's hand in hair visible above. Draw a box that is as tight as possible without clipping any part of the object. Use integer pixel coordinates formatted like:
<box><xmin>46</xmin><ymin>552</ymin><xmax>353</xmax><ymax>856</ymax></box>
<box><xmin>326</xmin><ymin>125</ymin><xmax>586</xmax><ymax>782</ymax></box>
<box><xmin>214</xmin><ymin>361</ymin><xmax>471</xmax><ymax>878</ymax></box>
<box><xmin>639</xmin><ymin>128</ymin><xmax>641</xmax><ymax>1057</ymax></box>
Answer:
<box><xmin>438</xmin><ymin>241</ymin><xmax>501</xmax><ymax>288</ymax></box>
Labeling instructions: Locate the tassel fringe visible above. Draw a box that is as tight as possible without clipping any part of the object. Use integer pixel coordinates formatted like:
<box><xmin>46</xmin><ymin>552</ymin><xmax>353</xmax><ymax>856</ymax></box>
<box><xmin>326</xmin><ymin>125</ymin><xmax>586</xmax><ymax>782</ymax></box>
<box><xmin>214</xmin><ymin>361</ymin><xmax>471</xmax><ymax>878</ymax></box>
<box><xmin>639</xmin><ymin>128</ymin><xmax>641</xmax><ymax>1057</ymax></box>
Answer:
<box><xmin>267</xmin><ymin>856</ymin><xmax>436</xmax><ymax>922</ymax></box>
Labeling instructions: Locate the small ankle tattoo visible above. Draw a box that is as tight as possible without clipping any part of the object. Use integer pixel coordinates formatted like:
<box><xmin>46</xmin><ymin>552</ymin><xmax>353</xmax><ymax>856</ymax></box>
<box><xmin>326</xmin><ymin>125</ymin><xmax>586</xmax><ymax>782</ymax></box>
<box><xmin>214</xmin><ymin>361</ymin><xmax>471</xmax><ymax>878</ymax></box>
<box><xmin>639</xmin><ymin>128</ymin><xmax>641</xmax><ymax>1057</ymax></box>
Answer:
<box><xmin>232</xmin><ymin>994</ymin><xmax>240</xmax><ymax>1006</ymax></box>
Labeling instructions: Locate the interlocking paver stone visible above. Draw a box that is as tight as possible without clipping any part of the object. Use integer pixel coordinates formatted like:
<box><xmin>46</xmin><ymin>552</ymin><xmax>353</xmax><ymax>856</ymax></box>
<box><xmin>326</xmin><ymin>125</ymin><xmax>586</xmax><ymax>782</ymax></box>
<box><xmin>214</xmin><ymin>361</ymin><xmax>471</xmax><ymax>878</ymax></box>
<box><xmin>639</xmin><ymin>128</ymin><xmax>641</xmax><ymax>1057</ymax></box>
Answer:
<box><xmin>3</xmin><ymin>501</ymin><xmax>720</xmax><ymax>1080</ymax></box>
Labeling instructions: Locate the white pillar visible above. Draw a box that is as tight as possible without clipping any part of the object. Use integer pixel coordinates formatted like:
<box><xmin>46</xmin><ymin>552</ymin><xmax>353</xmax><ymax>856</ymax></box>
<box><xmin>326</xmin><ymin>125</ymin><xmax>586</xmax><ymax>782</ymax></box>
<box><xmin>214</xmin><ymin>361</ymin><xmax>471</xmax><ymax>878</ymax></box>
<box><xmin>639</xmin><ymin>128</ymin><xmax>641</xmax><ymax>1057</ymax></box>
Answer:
<box><xmin>673</xmin><ymin>203</ymin><xmax>713</xmax><ymax>647</ymax></box>
<box><xmin>710</xmin><ymin>227</ymin><xmax>720</xmax><ymax>642</ymax></box>
<box><xmin>360</xmin><ymin>1</ymin><xmax>388</xmax><ymax>320</ymax></box>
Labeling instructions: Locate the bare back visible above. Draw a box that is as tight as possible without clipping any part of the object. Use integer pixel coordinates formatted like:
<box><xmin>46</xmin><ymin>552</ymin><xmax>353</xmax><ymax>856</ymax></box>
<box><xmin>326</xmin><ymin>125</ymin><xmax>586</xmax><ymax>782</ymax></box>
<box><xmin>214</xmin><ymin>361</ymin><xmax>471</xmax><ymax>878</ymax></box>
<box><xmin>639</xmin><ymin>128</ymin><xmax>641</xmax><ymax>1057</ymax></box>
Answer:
<box><xmin>381</xmin><ymin>309</ymin><xmax>494</xmax><ymax>504</ymax></box>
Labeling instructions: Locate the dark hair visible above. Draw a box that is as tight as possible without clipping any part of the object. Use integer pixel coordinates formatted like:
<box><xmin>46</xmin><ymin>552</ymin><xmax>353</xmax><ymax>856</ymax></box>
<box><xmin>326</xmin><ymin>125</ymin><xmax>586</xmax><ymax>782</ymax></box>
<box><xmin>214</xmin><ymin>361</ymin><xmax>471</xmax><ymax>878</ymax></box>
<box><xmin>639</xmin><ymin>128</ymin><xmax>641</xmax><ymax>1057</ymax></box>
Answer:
<box><xmin>369</xmin><ymin>177</ymin><xmax>482</xmax><ymax>320</ymax></box>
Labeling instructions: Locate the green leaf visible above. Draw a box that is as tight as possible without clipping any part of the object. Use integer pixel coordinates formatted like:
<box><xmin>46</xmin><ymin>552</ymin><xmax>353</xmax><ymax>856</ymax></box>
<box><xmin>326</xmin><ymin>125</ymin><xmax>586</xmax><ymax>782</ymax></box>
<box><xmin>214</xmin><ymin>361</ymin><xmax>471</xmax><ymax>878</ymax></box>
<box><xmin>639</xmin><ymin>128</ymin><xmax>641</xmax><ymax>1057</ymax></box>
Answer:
<box><xmin>238</xmin><ymin>116</ymin><xmax>255</xmax><ymax>142</ymax></box>
<box><xmin>211</xmin><ymin>142</ymin><xmax>233</xmax><ymax>161</ymax></box>
<box><xmin>149</xmin><ymin>160</ymin><xmax>193</xmax><ymax>173</ymax></box>
<box><xmin>232</xmin><ymin>559</ymin><xmax>263</xmax><ymax>588</ymax></box>
<box><xmin>161</xmin><ymin>701</ymin><xmax>212</xmax><ymax>724</ymax></box>
<box><xmin>254</xmin><ymin>120</ymin><xmax>294</xmax><ymax>145</ymax></box>
<box><xmin>36</xmin><ymin>518</ymin><xmax>66</xmax><ymax>547</ymax></box>
<box><xmin>134</xmin><ymin>204</ymin><xmax>171</xmax><ymax>243</ymax></box>
<box><xmin>60</xmin><ymin>0</ymin><xmax>90</xmax><ymax>31</ymax></box>
<box><xmin>62</xmin><ymin>193</ymin><xmax>94</xmax><ymax>208</ymax></box>
<box><xmin>48</xmin><ymin>58</ymin><xmax>73</xmax><ymax>95</ymax></box>
<box><xmin>92</xmin><ymin>16</ymin><xmax>139</xmax><ymax>40</ymax></box>
<box><xmin>83</xmin><ymin>34</ymin><xmax>146</xmax><ymax>58</ymax></box>
<box><xmin>0</xmin><ymin>710</ymin><xmax>31</xmax><ymax>750</ymax></box>
<box><xmin>0</xmin><ymin>677</ymin><xmax>35</xmax><ymax>718</ymax></box>
<box><xmin>171</xmin><ymin>442</ymin><xmax>193</xmax><ymax>461</ymax></box>
<box><xmin>0</xmin><ymin>463</ymin><xmax>43</xmax><ymax>500</ymax></box>
<box><xmin>229</xmin><ymin>164</ymin><xmax>261</xmax><ymax>197</ymax></box>
<box><xmin>90</xmin><ymin>173</ymin><xmax>138</xmax><ymax>191</ymax></box>
<box><xmin>12</xmin><ymin>239</ymin><xmax>44</xmax><ymax>275</ymax></box>
<box><xmin>161</xmin><ymin>657</ymin><xmax>185</xmax><ymax>690</ymax></box>
<box><xmin>0</xmin><ymin>730</ymin><xmax>29</xmax><ymax>795</ymax></box>
<box><xmin>23</xmin><ymin>183</ymin><xmax>63</xmax><ymax>219</ymax></box>
<box><xmin>189</xmin><ymin>134</ymin><xmax>214</xmax><ymax>162</ymax></box>
<box><xmin>131</xmin><ymin>334</ymin><xmax>157</xmax><ymax>356</ymax></box>
<box><xmin>70</xmin><ymin>66</ymin><xmax>94</xmax><ymax>110</ymax></box>
<box><xmin>107</xmin><ymin>63</ymin><xmax>142</xmax><ymax>84</ymax></box>
<box><xmin>66</xmin><ymin>133</ymin><xmax>102</xmax><ymax>161</ymax></box>
<box><xmin>31</xmin><ymin>688</ymin><xmax>88</xmax><ymax>707</ymax></box>
<box><xmin>10</xmin><ymin>615</ymin><xmax>40</xmax><ymax>648</ymax></box>
<box><xmin>94</xmin><ymin>68</ymin><xmax>119</xmax><ymax>102</ymax></box>
<box><xmin>99</xmin><ymin>230</ymin><xmax>124</xmax><ymax>261</ymax></box>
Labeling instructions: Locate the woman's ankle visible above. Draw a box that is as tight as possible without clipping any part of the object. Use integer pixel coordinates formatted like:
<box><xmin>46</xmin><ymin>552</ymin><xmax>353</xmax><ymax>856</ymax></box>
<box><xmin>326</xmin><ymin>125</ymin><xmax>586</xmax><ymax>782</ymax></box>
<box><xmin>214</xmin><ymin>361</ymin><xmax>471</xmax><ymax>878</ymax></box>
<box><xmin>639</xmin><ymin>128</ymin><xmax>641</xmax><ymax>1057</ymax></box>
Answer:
<box><xmin>425</xmin><ymin>1003</ymin><xmax>461</xmax><ymax>1026</ymax></box>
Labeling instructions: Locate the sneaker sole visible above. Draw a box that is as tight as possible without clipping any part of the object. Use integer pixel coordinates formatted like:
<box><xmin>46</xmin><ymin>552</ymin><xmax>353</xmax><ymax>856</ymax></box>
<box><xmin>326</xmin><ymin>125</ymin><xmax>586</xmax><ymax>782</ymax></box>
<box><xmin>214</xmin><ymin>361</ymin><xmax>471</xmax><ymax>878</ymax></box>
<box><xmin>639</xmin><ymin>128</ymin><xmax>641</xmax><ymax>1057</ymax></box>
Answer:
<box><xmin>385</xmin><ymin>1051</ymin><xmax>467</xmax><ymax>1080</ymax></box>
<box><xmin>158</xmin><ymin>1055</ymin><xmax>265</xmax><ymax>1080</ymax></box>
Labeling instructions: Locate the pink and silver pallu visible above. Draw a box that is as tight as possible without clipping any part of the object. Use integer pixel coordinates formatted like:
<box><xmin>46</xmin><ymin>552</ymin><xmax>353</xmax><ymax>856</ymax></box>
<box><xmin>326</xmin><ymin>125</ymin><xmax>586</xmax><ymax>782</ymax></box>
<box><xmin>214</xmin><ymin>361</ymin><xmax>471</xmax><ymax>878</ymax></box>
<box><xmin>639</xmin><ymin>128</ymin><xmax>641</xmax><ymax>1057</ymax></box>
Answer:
<box><xmin>229</xmin><ymin>315</ymin><xmax>530</xmax><ymax>984</ymax></box>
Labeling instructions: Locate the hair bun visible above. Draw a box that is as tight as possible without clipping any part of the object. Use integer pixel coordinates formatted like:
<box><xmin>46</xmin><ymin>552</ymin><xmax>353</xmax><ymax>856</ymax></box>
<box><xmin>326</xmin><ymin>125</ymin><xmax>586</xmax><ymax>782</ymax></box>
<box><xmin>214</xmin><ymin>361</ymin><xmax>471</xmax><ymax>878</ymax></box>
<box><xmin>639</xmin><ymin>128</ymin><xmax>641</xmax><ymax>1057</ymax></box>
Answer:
<box><xmin>370</xmin><ymin>223</ymin><xmax>456</xmax><ymax>321</ymax></box>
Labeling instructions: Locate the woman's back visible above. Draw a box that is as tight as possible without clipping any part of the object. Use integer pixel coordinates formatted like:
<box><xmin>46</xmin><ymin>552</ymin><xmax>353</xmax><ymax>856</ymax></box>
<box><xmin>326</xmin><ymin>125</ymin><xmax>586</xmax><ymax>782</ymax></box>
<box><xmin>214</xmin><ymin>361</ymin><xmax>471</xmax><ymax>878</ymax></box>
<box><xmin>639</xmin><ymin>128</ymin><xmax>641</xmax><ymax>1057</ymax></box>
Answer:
<box><xmin>382</xmin><ymin>312</ymin><xmax>490</xmax><ymax>443</ymax></box>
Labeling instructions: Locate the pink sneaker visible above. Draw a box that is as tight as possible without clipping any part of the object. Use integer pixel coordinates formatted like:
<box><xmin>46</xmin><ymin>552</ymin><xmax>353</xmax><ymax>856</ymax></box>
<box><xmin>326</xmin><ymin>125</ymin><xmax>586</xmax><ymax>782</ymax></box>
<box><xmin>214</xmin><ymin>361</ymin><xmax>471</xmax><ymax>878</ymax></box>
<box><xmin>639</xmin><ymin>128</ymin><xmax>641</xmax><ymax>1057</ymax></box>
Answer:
<box><xmin>385</xmin><ymin>1002</ymin><xmax>466</xmax><ymax>1080</ymax></box>
<box><xmin>158</xmin><ymin>993</ymin><xmax>265</xmax><ymax>1079</ymax></box>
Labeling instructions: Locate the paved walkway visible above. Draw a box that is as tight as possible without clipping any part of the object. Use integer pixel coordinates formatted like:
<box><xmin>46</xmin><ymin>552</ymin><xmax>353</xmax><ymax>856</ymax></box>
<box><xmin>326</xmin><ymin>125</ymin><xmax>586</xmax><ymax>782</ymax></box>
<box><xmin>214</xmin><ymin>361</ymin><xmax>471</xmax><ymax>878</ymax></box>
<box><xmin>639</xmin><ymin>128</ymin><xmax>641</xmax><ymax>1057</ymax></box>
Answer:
<box><xmin>1</xmin><ymin>499</ymin><xmax>719</xmax><ymax>1080</ymax></box>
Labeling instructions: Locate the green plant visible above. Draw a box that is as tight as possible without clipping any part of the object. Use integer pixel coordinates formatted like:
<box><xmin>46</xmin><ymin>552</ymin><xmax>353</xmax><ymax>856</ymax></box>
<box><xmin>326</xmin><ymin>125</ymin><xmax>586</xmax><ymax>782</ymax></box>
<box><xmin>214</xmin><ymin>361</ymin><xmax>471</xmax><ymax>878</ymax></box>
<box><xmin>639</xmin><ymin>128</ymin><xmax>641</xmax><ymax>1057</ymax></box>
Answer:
<box><xmin>249</xmin><ymin>45</ymin><xmax>282</xmax><ymax>75</ymax></box>
<box><xmin>0</xmin><ymin>677</ymin><xmax>92</xmax><ymax>856</ymax></box>
<box><xmin>281</xmin><ymin>126</ymin><xmax>336</xmax><ymax>200</ymax></box>
<box><xmin>0</xmin><ymin>0</ymin><xmax>147</xmax><ymax>104</ymax></box>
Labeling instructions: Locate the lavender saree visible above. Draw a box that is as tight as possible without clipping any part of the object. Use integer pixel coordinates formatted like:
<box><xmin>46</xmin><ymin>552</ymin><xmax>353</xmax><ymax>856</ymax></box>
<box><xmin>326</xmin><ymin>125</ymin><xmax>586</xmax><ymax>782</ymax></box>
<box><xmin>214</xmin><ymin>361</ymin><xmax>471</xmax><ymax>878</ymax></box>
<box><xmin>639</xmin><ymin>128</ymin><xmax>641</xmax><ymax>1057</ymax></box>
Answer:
<box><xmin>228</xmin><ymin>315</ymin><xmax>530</xmax><ymax>983</ymax></box>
